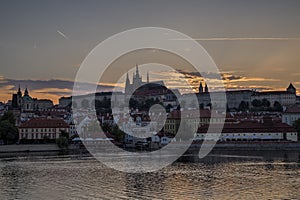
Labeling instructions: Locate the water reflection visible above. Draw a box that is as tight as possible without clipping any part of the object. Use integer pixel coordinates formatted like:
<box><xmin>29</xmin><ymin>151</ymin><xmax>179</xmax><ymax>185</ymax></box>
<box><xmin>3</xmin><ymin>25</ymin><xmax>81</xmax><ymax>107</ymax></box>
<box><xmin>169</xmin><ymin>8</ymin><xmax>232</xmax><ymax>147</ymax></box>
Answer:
<box><xmin>0</xmin><ymin>151</ymin><xmax>299</xmax><ymax>199</ymax></box>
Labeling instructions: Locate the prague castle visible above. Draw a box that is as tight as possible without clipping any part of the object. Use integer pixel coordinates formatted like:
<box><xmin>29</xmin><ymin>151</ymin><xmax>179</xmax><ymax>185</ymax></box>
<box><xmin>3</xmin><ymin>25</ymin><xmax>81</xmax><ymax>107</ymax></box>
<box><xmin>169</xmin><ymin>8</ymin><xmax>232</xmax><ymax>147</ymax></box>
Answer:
<box><xmin>125</xmin><ymin>64</ymin><xmax>150</xmax><ymax>95</ymax></box>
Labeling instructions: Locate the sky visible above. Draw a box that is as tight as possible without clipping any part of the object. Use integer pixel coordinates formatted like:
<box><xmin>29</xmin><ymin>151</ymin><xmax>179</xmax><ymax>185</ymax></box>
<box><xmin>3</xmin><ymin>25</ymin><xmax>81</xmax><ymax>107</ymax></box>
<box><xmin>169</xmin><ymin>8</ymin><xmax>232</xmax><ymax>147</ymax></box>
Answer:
<box><xmin>1</xmin><ymin>0</ymin><xmax>300</xmax><ymax>104</ymax></box>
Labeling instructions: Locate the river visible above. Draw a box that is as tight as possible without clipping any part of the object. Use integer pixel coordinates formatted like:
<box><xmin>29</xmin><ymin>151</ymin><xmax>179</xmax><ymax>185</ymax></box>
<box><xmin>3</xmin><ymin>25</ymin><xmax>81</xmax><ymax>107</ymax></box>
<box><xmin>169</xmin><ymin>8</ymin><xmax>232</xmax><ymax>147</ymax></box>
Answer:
<box><xmin>0</xmin><ymin>151</ymin><xmax>299</xmax><ymax>199</ymax></box>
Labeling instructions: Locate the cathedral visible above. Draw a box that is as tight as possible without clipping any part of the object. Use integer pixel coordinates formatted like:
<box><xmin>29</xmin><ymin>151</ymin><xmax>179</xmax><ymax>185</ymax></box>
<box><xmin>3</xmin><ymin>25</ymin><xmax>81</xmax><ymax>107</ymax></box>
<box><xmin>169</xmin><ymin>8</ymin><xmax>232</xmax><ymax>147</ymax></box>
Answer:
<box><xmin>198</xmin><ymin>81</ymin><xmax>209</xmax><ymax>93</ymax></box>
<box><xmin>125</xmin><ymin>64</ymin><xmax>149</xmax><ymax>95</ymax></box>
<box><xmin>11</xmin><ymin>86</ymin><xmax>53</xmax><ymax>112</ymax></box>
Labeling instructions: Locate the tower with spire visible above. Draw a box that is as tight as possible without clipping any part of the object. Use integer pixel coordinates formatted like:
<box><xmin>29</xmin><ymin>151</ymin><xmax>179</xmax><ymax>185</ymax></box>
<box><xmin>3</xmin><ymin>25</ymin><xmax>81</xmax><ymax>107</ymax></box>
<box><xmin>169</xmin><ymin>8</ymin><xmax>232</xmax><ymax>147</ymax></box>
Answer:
<box><xmin>287</xmin><ymin>83</ymin><xmax>296</xmax><ymax>94</ymax></box>
<box><xmin>204</xmin><ymin>83</ymin><xmax>209</xmax><ymax>93</ymax></box>
<box><xmin>24</xmin><ymin>87</ymin><xmax>29</xmax><ymax>96</ymax></box>
<box><xmin>17</xmin><ymin>84</ymin><xmax>22</xmax><ymax>97</ymax></box>
<box><xmin>198</xmin><ymin>82</ymin><xmax>203</xmax><ymax>93</ymax></box>
<box><xmin>125</xmin><ymin>72</ymin><xmax>131</xmax><ymax>94</ymax></box>
<box><xmin>125</xmin><ymin>64</ymin><xmax>150</xmax><ymax>95</ymax></box>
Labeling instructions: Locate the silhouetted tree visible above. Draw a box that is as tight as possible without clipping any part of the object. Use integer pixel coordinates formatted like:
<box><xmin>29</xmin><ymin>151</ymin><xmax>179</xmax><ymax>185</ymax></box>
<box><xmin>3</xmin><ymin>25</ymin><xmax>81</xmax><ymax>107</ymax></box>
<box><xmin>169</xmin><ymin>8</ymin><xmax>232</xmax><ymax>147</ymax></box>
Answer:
<box><xmin>262</xmin><ymin>98</ymin><xmax>271</xmax><ymax>108</ymax></box>
<box><xmin>293</xmin><ymin>119</ymin><xmax>300</xmax><ymax>133</ymax></box>
<box><xmin>238</xmin><ymin>101</ymin><xmax>249</xmax><ymax>111</ymax></box>
<box><xmin>251</xmin><ymin>99</ymin><xmax>262</xmax><ymax>107</ymax></box>
<box><xmin>0</xmin><ymin>112</ymin><xmax>18</xmax><ymax>144</ymax></box>
<box><xmin>273</xmin><ymin>101</ymin><xmax>283</xmax><ymax>112</ymax></box>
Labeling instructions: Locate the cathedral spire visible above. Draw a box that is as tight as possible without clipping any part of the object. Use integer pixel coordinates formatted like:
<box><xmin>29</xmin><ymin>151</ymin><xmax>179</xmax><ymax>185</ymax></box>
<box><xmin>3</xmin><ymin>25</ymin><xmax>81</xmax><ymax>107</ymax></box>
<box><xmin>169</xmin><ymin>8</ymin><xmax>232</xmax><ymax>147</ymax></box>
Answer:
<box><xmin>147</xmin><ymin>71</ymin><xmax>149</xmax><ymax>83</ymax></box>
<box><xmin>136</xmin><ymin>64</ymin><xmax>139</xmax><ymax>78</ymax></box>
<box><xmin>17</xmin><ymin>84</ymin><xmax>22</xmax><ymax>96</ymax></box>
<box><xmin>199</xmin><ymin>82</ymin><xmax>203</xmax><ymax>93</ymax></box>
<box><xmin>126</xmin><ymin>72</ymin><xmax>130</xmax><ymax>84</ymax></box>
<box><xmin>24</xmin><ymin>87</ymin><xmax>29</xmax><ymax>96</ymax></box>
<box><xmin>204</xmin><ymin>83</ymin><xmax>208</xmax><ymax>93</ymax></box>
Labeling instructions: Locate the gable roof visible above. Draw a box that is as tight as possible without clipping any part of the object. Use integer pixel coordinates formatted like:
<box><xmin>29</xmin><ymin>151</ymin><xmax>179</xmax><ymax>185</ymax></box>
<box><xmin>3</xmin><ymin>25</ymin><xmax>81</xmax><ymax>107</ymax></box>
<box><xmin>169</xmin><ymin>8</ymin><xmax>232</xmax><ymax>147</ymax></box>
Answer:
<box><xmin>19</xmin><ymin>118</ymin><xmax>69</xmax><ymax>128</ymax></box>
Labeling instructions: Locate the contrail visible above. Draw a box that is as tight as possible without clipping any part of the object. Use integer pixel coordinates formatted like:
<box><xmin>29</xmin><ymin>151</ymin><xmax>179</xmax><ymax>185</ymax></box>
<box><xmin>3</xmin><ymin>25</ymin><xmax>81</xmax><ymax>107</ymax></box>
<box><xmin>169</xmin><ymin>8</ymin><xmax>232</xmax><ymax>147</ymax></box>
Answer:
<box><xmin>171</xmin><ymin>37</ymin><xmax>300</xmax><ymax>41</ymax></box>
<box><xmin>57</xmin><ymin>30</ymin><xmax>69</xmax><ymax>40</ymax></box>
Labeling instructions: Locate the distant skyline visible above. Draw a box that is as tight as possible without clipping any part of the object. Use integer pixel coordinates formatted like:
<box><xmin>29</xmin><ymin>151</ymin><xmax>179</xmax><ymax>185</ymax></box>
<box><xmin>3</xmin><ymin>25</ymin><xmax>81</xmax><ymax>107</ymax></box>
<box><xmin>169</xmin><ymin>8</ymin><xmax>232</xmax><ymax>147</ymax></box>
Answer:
<box><xmin>1</xmin><ymin>0</ymin><xmax>300</xmax><ymax>103</ymax></box>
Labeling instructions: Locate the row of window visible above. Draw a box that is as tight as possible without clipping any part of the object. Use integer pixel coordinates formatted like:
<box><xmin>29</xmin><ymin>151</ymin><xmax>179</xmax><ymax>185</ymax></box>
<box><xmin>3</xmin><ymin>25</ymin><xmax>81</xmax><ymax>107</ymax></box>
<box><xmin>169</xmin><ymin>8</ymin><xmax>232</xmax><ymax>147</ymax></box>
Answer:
<box><xmin>20</xmin><ymin>133</ymin><xmax>57</xmax><ymax>139</ymax></box>
<box><xmin>196</xmin><ymin>133</ymin><xmax>282</xmax><ymax>137</ymax></box>
<box><xmin>20</xmin><ymin>128</ymin><xmax>56</xmax><ymax>133</ymax></box>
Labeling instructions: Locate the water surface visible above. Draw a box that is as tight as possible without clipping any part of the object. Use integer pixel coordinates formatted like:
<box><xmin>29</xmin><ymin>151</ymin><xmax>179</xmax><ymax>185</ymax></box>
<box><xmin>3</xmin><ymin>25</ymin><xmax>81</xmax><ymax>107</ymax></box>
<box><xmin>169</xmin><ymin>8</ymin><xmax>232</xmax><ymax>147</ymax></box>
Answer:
<box><xmin>0</xmin><ymin>152</ymin><xmax>299</xmax><ymax>199</ymax></box>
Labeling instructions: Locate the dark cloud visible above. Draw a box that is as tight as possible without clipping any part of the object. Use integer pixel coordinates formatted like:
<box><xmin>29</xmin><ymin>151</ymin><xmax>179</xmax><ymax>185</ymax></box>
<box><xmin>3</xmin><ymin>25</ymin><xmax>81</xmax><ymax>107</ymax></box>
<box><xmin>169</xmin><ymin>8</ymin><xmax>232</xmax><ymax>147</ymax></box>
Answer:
<box><xmin>0</xmin><ymin>77</ymin><xmax>114</xmax><ymax>95</ymax></box>
<box><xmin>177</xmin><ymin>70</ymin><xmax>241</xmax><ymax>81</ymax></box>
<box><xmin>223</xmin><ymin>75</ymin><xmax>244</xmax><ymax>81</ymax></box>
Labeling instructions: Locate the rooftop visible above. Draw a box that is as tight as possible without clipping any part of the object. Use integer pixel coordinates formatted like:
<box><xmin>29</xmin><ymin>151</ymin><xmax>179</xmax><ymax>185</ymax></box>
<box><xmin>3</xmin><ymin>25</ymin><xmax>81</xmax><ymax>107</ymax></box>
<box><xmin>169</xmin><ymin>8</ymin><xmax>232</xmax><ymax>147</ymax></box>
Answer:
<box><xmin>19</xmin><ymin>118</ymin><xmax>69</xmax><ymax>128</ymax></box>
<box><xmin>197</xmin><ymin>120</ymin><xmax>296</xmax><ymax>133</ymax></box>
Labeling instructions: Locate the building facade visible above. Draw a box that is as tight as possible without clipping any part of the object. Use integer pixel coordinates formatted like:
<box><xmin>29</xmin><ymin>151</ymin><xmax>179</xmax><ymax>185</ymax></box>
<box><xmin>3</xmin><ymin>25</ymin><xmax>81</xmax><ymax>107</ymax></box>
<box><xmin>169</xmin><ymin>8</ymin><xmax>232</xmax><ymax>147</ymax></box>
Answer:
<box><xmin>125</xmin><ymin>64</ymin><xmax>149</xmax><ymax>95</ymax></box>
<box><xmin>11</xmin><ymin>86</ymin><xmax>53</xmax><ymax>112</ymax></box>
<box><xmin>250</xmin><ymin>83</ymin><xmax>297</xmax><ymax>107</ymax></box>
<box><xmin>282</xmin><ymin>104</ymin><xmax>300</xmax><ymax>126</ymax></box>
<box><xmin>19</xmin><ymin>118</ymin><xmax>69</xmax><ymax>140</ymax></box>
<box><xmin>195</xmin><ymin>119</ymin><xmax>298</xmax><ymax>142</ymax></box>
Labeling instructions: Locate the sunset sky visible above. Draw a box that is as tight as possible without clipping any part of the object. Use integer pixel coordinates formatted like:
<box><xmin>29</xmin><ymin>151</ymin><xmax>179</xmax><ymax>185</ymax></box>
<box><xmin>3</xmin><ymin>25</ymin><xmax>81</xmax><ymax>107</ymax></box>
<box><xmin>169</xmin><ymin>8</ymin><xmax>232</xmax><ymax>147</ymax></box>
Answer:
<box><xmin>1</xmin><ymin>0</ymin><xmax>300</xmax><ymax>104</ymax></box>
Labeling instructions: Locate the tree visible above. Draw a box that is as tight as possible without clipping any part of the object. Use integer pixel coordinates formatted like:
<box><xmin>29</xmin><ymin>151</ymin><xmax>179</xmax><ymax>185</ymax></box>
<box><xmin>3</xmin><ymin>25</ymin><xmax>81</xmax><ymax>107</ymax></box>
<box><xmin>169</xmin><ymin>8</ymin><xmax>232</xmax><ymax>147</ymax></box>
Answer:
<box><xmin>111</xmin><ymin>125</ymin><xmax>125</xmax><ymax>142</ymax></box>
<box><xmin>0</xmin><ymin>112</ymin><xmax>18</xmax><ymax>144</ymax></box>
<box><xmin>1</xmin><ymin>112</ymin><xmax>16</xmax><ymax>125</ymax></box>
<box><xmin>56</xmin><ymin>136</ymin><xmax>68</xmax><ymax>149</ymax></box>
<box><xmin>59</xmin><ymin>130</ymin><xmax>69</xmax><ymax>139</ymax></box>
<box><xmin>273</xmin><ymin>101</ymin><xmax>283</xmax><ymax>112</ymax></box>
<box><xmin>262</xmin><ymin>98</ymin><xmax>271</xmax><ymax>108</ymax></box>
<box><xmin>56</xmin><ymin>130</ymin><xmax>69</xmax><ymax>149</ymax></box>
<box><xmin>238</xmin><ymin>101</ymin><xmax>249</xmax><ymax>112</ymax></box>
<box><xmin>129</xmin><ymin>98</ymin><xmax>139</xmax><ymax>109</ymax></box>
<box><xmin>251</xmin><ymin>99</ymin><xmax>262</xmax><ymax>107</ymax></box>
<box><xmin>293</xmin><ymin>119</ymin><xmax>300</xmax><ymax>133</ymax></box>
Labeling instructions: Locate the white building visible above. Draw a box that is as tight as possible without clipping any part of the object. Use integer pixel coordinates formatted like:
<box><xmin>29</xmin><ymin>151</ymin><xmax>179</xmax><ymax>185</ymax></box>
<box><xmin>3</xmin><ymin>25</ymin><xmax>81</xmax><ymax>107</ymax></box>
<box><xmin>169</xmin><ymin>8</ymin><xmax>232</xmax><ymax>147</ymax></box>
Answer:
<box><xmin>282</xmin><ymin>105</ymin><xmax>300</xmax><ymax>126</ymax></box>
<box><xmin>250</xmin><ymin>83</ymin><xmax>297</xmax><ymax>107</ymax></box>
<box><xmin>19</xmin><ymin>118</ymin><xmax>70</xmax><ymax>141</ymax></box>
<box><xmin>195</xmin><ymin>118</ymin><xmax>298</xmax><ymax>142</ymax></box>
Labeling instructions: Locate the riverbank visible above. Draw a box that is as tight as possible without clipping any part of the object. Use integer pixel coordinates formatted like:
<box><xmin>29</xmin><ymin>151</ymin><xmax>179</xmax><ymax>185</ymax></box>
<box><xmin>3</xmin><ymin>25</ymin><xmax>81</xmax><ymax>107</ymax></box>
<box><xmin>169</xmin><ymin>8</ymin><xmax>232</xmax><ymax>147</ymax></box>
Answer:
<box><xmin>189</xmin><ymin>141</ymin><xmax>300</xmax><ymax>150</ymax></box>
<box><xmin>1</xmin><ymin>142</ymin><xmax>300</xmax><ymax>158</ymax></box>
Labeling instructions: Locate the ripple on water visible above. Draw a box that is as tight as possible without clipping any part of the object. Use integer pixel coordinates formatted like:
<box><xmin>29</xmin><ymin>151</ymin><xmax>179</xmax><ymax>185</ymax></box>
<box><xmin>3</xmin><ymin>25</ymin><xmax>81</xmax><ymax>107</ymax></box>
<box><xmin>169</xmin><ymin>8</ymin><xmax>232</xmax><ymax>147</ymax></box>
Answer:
<box><xmin>0</xmin><ymin>155</ymin><xmax>299</xmax><ymax>199</ymax></box>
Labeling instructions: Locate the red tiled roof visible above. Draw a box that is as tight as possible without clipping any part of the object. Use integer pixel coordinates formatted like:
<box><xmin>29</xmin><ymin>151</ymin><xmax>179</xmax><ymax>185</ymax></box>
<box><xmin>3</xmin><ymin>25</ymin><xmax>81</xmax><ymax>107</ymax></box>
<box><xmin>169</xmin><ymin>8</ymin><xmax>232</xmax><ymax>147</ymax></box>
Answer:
<box><xmin>168</xmin><ymin>109</ymin><xmax>223</xmax><ymax>119</ymax></box>
<box><xmin>284</xmin><ymin>105</ymin><xmax>300</xmax><ymax>113</ymax></box>
<box><xmin>252</xmin><ymin>91</ymin><xmax>294</xmax><ymax>95</ymax></box>
<box><xmin>19</xmin><ymin>118</ymin><xmax>69</xmax><ymax>128</ymax></box>
<box><xmin>197</xmin><ymin>121</ymin><xmax>296</xmax><ymax>133</ymax></box>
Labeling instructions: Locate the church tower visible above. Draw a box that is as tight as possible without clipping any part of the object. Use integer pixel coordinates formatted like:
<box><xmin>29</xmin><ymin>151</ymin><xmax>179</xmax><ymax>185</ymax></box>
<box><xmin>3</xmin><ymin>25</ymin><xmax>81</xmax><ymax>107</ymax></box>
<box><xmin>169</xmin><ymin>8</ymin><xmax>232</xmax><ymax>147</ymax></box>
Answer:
<box><xmin>125</xmin><ymin>72</ymin><xmax>131</xmax><ymax>94</ymax></box>
<box><xmin>17</xmin><ymin>84</ymin><xmax>22</xmax><ymax>97</ymax></box>
<box><xmin>17</xmin><ymin>84</ymin><xmax>22</xmax><ymax>108</ymax></box>
<box><xmin>287</xmin><ymin>83</ymin><xmax>296</xmax><ymax>94</ymax></box>
<box><xmin>24</xmin><ymin>87</ymin><xmax>29</xmax><ymax>96</ymax></box>
<box><xmin>204</xmin><ymin>83</ymin><xmax>208</xmax><ymax>93</ymax></box>
<box><xmin>132</xmin><ymin>64</ymin><xmax>142</xmax><ymax>91</ymax></box>
<box><xmin>198</xmin><ymin>82</ymin><xmax>203</xmax><ymax>93</ymax></box>
<box><xmin>124</xmin><ymin>64</ymin><xmax>151</xmax><ymax>95</ymax></box>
